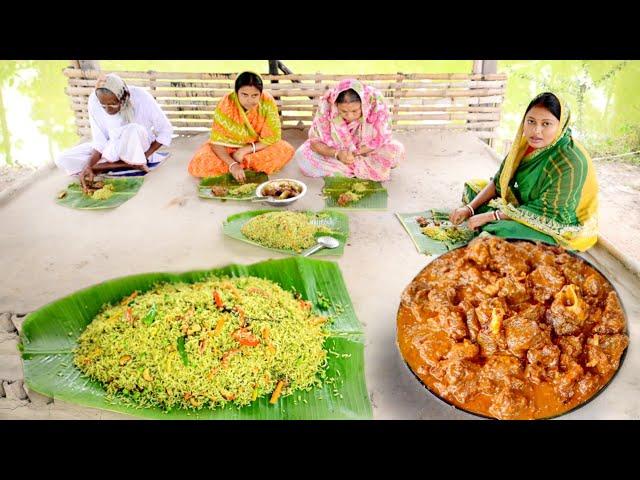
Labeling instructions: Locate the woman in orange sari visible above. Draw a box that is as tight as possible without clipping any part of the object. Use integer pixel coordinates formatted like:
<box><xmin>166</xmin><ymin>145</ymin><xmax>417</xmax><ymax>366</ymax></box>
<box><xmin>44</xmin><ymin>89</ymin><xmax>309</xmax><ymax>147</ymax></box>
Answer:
<box><xmin>188</xmin><ymin>72</ymin><xmax>295</xmax><ymax>182</ymax></box>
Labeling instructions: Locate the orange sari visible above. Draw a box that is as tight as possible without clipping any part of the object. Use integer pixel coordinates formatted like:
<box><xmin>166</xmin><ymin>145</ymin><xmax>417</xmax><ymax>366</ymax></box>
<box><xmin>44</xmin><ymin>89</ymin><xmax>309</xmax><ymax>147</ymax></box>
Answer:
<box><xmin>188</xmin><ymin>90</ymin><xmax>294</xmax><ymax>178</ymax></box>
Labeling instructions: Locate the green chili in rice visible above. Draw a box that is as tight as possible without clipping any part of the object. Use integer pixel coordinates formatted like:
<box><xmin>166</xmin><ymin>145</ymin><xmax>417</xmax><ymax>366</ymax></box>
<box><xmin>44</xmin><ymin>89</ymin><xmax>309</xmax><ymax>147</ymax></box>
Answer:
<box><xmin>74</xmin><ymin>276</ymin><xmax>329</xmax><ymax>411</ymax></box>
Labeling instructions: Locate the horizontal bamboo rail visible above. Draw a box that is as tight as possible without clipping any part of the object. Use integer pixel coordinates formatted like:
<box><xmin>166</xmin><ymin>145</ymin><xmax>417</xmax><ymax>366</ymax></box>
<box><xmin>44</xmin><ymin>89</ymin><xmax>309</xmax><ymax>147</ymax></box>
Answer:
<box><xmin>64</xmin><ymin>69</ymin><xmax>507</xmax><ymax>81</ymax></box>
<box><xmin>63</xmin><ymin>67</ymin><xmax>507</xmax><ymax>139</ymax></box>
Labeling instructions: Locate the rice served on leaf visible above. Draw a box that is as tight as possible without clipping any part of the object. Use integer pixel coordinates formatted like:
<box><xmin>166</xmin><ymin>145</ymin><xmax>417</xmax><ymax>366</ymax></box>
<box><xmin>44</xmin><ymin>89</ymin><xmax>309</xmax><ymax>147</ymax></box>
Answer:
<box><xmin>74</xmin><ymin>276</ymin><xmax>330</xmax><ymax>411</ymax></box>
<box><xmin>416</xmin><ymin>215</ymin><xmax>475</xmax><ymax>244</ymax></box>
<box><xmin>90</xmin><ymin>183</ymin><xmax>115</xmax><ymax>200</ymax></box>
<box><xmin>335</xmin><ymin>182</ymin><xmax>369</xmax><ymax>206</ymax></box>
<box><xmin>79</xmin><ymin>179</ymin><xmax>116</xmax><ymax>201</ymax></box>
<box><xmin>211</xmin><ymin>183</ymin><xmax>258</xmax><ymax>198</ymax></box>
<box><xmin>337</xmin><ymin>191</ymin><xmax>362</xmax><ymax>206</ymax></box>
<box><xmin>240</xmin><ymin>211</ymin><xmax>331</xmax><ymax>252</ymax></box>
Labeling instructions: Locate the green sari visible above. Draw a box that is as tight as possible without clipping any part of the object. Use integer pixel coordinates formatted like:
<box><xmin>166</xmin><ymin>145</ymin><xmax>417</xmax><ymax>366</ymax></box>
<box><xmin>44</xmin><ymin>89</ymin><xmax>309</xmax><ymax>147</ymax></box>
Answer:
<box><xmin>462</xmin><ymin>94</ymin><xmax>598</xmax><ymax>251</ymax></box>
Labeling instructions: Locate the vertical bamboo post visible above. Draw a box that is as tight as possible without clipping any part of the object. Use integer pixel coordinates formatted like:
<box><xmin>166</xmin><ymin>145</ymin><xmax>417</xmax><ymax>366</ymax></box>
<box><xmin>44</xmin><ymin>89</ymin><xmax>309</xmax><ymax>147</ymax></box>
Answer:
<box><xmin>481</xmin><ymin>61</ymin><xmax>498</xmax><ymax>75</ymax></box>
<box><xmin>268</xmin><ymin>60</ymin><xmax>282</xmax><ymax>119</ymax></box>
<box><xmin>392</xmin><ymin>73</ymin><xmax>404</xmax><ymax>130</ymax></box>
<box><xmin>268</xmin><ymin>60</ymin><xmax>279</xmax><ymax>76</ymax></box>
<box><xmin>312</xmin><ymin>72</ymin><xmax>322</xmax><ymax>119</ymax></box>
<box><xmin>482</xmin><ymin>61</ymin><xmax>498</xmax><ymax>148</ymax></box>
<box><xmin>148</xmin><ymin>70</ymin><xmax>158</xmax><ymax>99</ymax></box>
<box><xmin>78</xmin><ymin>60</ymin><xmax>101</xmax><ymax>73</ymax></box>
<box><xmin>471</xmin><ymin>60</ymin><xmax>499</xmax><ymax>145</ymax></box>
<box><xmin>72</xmin><ymin>61</ymin><xmax>101</xmax><ymax>137</ymax></box>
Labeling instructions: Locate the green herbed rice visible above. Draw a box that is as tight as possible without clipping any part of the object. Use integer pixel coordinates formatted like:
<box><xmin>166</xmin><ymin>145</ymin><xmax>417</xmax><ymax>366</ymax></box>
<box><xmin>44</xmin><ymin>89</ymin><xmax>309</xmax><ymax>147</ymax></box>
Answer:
<box><xmin>240</xmin><ymin>211</ymin><xmax>331</xmax><ymax>252</ymax></box>
<box><xmin>227</xmin><ymin>183</ymin><xmax>258</xmax><ymax>196</ymax></box>
<box><xmin>74</xmin><ymin>276</ymin><xmax>330</xmax><ymax>411</ymax></box>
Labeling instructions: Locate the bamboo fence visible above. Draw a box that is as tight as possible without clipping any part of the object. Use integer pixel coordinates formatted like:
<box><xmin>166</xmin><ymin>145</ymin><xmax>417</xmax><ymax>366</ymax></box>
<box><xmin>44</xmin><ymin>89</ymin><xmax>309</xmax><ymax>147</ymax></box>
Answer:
<box><xmin>63</xmin><ymin>67</ymin><xmax>507</xmax><ymax>140</ymax></box>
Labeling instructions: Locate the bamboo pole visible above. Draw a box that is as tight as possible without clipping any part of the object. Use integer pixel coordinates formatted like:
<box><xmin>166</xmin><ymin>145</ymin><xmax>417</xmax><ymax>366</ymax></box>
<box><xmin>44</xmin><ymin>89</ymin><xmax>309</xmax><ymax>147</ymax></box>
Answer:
<box><xmin>63</xmin><ymin>68</ymin><xmax>507</xmax><ymax>81</ymax></box>
<box><xmin>75</xmin><ymin>124</ymin><xmax>501</xmax><ymax>137</ymax></box>
<box><xmin>74</xmin><ymin>116</ymin><xmax>499</xmax><ymax>128</ymax></box>
<box><xmin>65</xmin><ymin>85</ymin><xmax>506</xmax><ymax>98</ymax></box>
<box><xmin>69</xmin><ymin>99</ymin><xmax>504</xmax><ymax>113</ymax></box>
<box><xmin>68</xmin><ymin>96</ymin><xmax>504</xmax><ymax>110</ymax></box>
<box><xmin>67</xmin><ymin>78</ymin><xmax>506</xmax><ymax>92</ymax></box>
<box><xmin>74</xmin><ymin>110</ymin><xmax>497</xmax><ymax>123</ymax></box>
<box><xmin>391</xmin><ymin>74</ymin><xmax>403</xmax><ymax>126</ymax></box>
<box><xmin>393</xmin><ymin>112</ymin><xmax>501</xmax><ymax>121</ymax></box>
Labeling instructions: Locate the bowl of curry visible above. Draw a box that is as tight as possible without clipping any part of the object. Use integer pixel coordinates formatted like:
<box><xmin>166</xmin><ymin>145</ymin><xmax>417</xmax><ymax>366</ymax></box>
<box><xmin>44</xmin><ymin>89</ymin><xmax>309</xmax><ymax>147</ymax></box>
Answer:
<box><xmin>397</xmin><ymin>236</ymin><xmax>629</xmax><ymax>420</ymax></box>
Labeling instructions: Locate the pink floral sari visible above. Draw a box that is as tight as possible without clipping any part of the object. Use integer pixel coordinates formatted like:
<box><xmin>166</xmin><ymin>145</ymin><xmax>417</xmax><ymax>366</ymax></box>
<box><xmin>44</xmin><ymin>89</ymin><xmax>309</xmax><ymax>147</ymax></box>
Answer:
<box><xmin>295</xmin><ymin>79</ymin><xmax>404</xmax><ymax>181</ymax></box>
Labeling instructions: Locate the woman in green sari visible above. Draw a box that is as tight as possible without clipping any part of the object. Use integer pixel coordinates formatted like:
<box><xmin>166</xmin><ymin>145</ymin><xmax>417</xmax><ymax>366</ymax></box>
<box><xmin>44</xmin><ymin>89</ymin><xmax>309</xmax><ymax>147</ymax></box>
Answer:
<box><xmin>450</xmin><ymin>92</ymin><xmax>598</xmax><ymax>252</ymax></box>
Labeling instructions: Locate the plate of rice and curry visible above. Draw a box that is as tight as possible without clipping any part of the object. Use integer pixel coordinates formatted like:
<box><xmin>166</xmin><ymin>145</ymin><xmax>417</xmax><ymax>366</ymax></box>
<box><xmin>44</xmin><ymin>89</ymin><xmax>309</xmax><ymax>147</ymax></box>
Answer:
<box><xmin>397</xmin><ymin>236</ymin><xmax>629</xmax><ymax>420</ymax></box>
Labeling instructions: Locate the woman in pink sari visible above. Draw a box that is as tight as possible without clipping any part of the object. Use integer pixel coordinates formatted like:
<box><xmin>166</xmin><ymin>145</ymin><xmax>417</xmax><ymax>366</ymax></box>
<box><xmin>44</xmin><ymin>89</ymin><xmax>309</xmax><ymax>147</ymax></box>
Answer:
<box><xmin>295</xmin><ymin>79</ymin><xmax>405</xmax><ymax>181</ymax></box>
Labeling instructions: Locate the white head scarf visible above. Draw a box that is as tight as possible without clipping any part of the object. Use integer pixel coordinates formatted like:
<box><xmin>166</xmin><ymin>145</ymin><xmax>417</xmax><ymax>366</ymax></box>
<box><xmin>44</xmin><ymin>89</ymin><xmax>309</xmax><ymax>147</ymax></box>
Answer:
<box><xmin>95</xmin><ymin>73</ymin><xmax>135</xmax><ymax>124</ymax></box>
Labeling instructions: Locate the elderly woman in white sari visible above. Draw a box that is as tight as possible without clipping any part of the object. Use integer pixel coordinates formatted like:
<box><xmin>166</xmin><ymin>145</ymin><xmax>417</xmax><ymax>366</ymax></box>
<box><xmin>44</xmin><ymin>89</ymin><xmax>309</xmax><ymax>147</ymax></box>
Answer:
<box><xmin>55</xmin><ymin>73</ymin><xmax>173</xmax><ymax>191</ymax></box>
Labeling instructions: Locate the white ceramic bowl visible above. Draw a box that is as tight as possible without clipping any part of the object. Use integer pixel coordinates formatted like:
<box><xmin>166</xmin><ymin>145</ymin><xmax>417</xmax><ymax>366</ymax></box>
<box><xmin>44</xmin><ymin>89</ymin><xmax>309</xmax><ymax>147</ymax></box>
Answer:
<box><xmin>255</xmin><ymin>178</ymin><xmax>307</xmax><ymax>206</ymax></box>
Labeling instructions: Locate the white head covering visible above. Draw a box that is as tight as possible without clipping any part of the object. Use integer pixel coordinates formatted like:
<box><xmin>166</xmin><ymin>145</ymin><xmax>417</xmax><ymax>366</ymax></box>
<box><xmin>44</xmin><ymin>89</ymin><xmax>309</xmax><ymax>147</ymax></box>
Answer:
<box><xmin>95</xmin><ymin>73</ymin><xmax>135</xmax><ymax>124</ymax></box>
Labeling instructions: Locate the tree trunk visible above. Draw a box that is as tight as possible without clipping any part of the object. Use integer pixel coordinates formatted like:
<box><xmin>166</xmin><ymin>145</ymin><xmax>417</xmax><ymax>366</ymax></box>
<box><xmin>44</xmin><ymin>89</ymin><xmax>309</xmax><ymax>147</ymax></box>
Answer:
<box><xmin>0</xmin><ymin>86</ymin><xmax>12</xmax><ymax>165</ymax></box>
<box><xmin>47</xmin><ymin>135</ymin><xmax>55</xmax><ymax>164</ymax></box>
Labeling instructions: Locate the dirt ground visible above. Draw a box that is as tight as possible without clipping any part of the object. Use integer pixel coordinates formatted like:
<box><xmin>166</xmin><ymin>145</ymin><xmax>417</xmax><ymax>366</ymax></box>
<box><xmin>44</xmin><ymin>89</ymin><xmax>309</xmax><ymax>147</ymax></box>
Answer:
<box><xmin>594</xmin><ymin>161</ymin><xmax>640</xmax><ymax>268</ymax></box>
<box><xmin>5</xmin><ymin>149</ymin><xmax>639</xmax><ymax>265</ymax></box>
<box><xmin>1</xmin><ymin>130</ymin><xmax>639</xmax><ymax>420</ymax></box>
<box><xmin>0</xmin><ymin>165</ymin><xmax>36</xmax><ymax>194</ymax></box>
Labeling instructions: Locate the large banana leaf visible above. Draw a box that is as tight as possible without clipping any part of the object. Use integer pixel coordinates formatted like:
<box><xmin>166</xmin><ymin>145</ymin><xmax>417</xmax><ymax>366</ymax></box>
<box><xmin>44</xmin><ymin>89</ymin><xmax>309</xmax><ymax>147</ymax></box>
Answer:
<box><xmin>322</xmin><ymin>176</ymin><xmax>387</xmax><ymax>210</ymax></box>
<box><xmin>19</xmin><ymin>258</ymin><xmax>371</xmax><ymax>419</ymax></box>
<box><xmin>198</xmin><ymin>171</ymin><xmax>268</xmax><ymax>200</ymax></box>
<box><xmin>223</xmin><ymin>209</ymin><xmax>349</xmax><ymax>256</ymax></box>
<box><xmin>56</xmin><ymin>178</ymin><xmax>144</xmax><ymax>210</ymax></box>
<box><xmin>396</xmin><ymin>210</ymin><xmax>476</xmax><ymax>255</ymax></box>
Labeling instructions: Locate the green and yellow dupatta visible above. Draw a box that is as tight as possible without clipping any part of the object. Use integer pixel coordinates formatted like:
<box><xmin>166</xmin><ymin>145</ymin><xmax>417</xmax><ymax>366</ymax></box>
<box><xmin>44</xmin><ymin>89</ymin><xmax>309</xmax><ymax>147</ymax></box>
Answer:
<box><xmin>490</xmin><ymin>94</ymin><xmax>599</xmax><ymax>251</ymax></box>
<box><xmin>209</xmin><ymin>73</ymin><xmax>281</xmax><ymax>148</ymax></box>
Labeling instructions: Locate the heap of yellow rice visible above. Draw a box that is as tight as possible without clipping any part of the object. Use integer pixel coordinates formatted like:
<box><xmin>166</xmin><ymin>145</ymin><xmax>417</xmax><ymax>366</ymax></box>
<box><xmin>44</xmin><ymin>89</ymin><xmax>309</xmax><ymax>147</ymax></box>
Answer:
<box><xmin>228</xmin><ymin>183</ymin><xmax>258</xmax><ymax>196</ymax></box>
<box><xmin>74</xmin><ymin>276</ymin><xmax>329</xmax><ymax>411</ymax></box>
<box><xmin>91</xmin><ymin>183</ymin><xmax>115</xmax><ymax>200</ymax></box>
<box><xmin>351</xmin><ymin>182</ymin><xmax>368</xmax><ymax>193</ymax></box>
<box><xmin>241</xmin><ymin>211</ymin><xmax>330</xmax><ymax>252</ymax></box>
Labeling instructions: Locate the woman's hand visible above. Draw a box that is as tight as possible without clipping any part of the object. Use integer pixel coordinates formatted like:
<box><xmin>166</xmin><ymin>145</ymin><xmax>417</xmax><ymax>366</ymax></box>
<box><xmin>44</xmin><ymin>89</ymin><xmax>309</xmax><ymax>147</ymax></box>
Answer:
<box><xmin>337</xmin><ymin>150</ymin><xmax>355</xmax><ymax>165</ymax></box>
<box><xmin>450</xmin><ymin>207</ymin><xmax>472</xmax><ymax>225</ymax></box>
<box><xmin>232</xmin><ymin>148</ymin><xmax>250</xmax><ymax>164</ymax></box>
<box><xmin>467</xmin><ymin>212</ymin><xmax>496</xmax><ymax>230</ymax></box>
<box><xmin>229</xmin><ymin>162</ymin><xmax>246</xmax><ymax>183</ymax></box>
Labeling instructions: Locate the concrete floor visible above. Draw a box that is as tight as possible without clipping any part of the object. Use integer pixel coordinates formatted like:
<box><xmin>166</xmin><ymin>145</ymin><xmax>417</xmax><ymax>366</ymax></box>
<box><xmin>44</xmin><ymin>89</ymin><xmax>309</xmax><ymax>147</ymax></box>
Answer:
<box><xmin>1</xmin><ymin>130</ymin><xmax>638</xmax><ymax>419</ymax></box>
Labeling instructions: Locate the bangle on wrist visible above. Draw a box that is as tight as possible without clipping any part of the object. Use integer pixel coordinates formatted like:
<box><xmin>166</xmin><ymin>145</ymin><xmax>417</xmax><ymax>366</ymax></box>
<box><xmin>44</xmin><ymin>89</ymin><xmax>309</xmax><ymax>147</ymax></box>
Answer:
<box><xmin>334</xmin><ymin>150</ymin><xmax>340</xmax><ymax>159</ymax></box>
<box><xmin>229</xmin><ymin>161</ymin><xmax>239</xmax><ymax>170</ymax></box>
<box><xmin>251</xmin><ymin>142</ymin><xmax>256</xmax><ymax>154</ymax></box>
<box><xmin>465</xmin><ymin>204</ymin><xmax>475</xmax><ymax>216</ymax></box>
<box><xmin>494</xmin><ymin>210</ymin><xmax>500</xmax><ymax>221</ymax></box>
